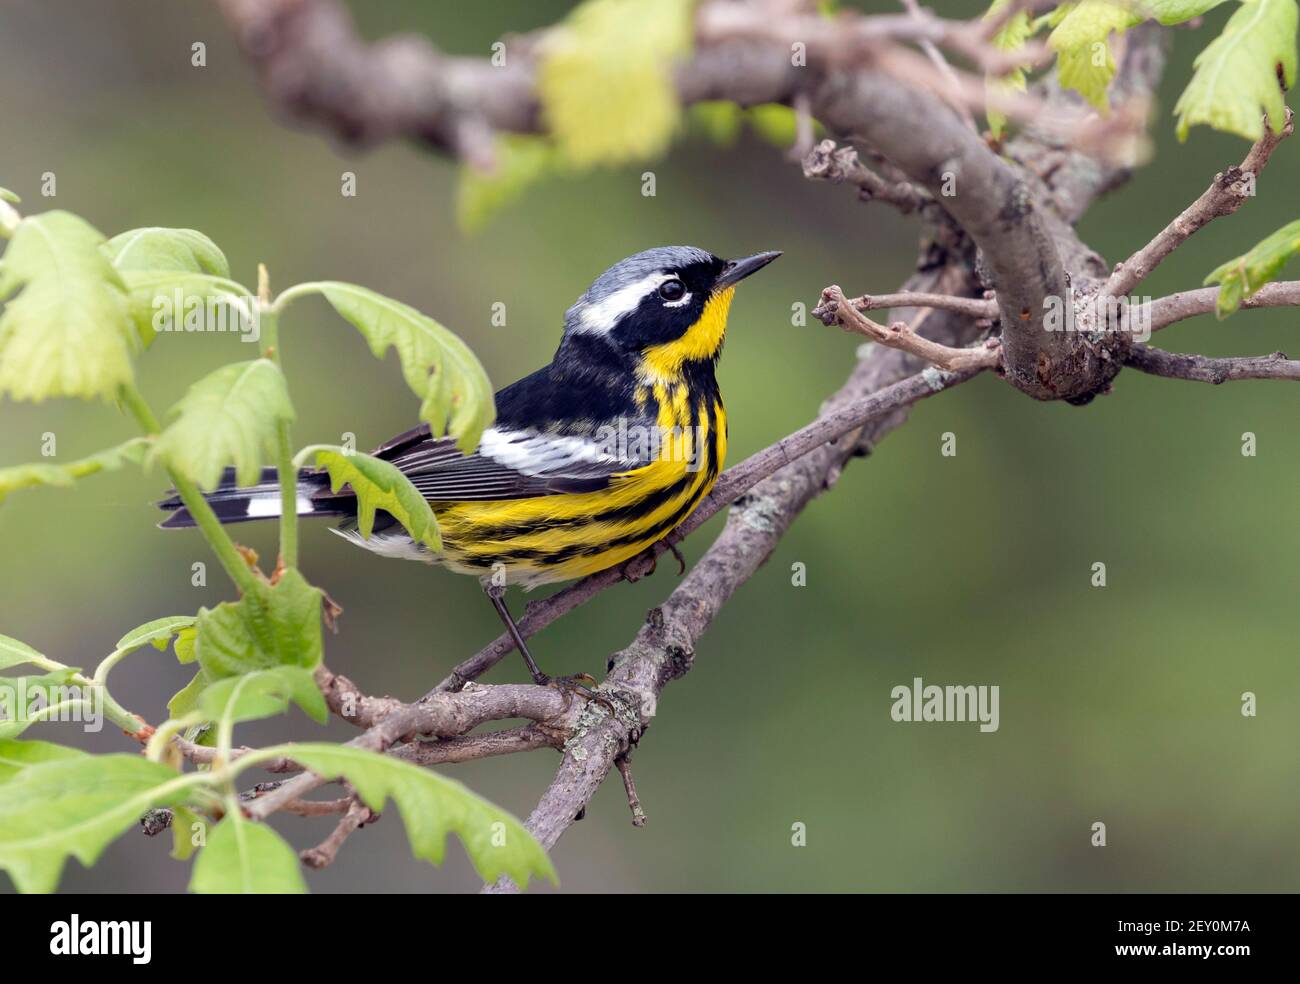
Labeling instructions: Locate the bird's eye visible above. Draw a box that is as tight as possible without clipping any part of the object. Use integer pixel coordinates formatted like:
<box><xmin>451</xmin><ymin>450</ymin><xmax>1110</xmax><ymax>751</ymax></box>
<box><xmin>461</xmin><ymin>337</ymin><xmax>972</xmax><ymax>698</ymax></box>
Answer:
<box><xmin>658</xmin><ymin>279</ymin><xmax>686</xmax><ymax>302</ymax></box>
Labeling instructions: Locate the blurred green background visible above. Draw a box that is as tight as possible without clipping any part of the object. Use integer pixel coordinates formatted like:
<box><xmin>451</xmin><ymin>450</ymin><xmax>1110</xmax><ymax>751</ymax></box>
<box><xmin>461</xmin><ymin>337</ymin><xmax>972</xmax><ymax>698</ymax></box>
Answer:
<box><xmin>1</xmin><ymin>0</ymin><xmax>1297</xmax><ymax>893</ymax></box>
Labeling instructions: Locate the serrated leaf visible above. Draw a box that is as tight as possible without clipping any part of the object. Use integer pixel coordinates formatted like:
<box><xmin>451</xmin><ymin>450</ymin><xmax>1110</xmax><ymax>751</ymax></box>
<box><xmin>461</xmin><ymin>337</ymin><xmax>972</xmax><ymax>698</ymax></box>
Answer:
<box><xmin>1175</xmin><ymin>0</ymin><xmax>1298</xmax><ymax>141</ymax></box>
<box><xmin>0</xmin><ymin>755</ymin><xmax>197</xmax><ymax>892</ymax></box>
<box><xmin>457</xmin><ymin>135</ymin><xmax>561</xmax><ymax>233</ymax></box>
<box><xmin>1049</xmin><ymin>1</ymin><xmax>1142</xmax><ymax>110</ymax></box>
<box><xmin>0</xmin><ymin>211</ymin><xmax>136</xmax><ymax>402</ymax></box>
<box><xmin>151</xmin><ymin>359</ymin><xmax>293</xmax><ymax>490</ymax></box>
<box><xmin>0</xmin><ymin>633</ymin><xmax>50</xmax><ymax>672</ymax></box>
<box><xmin>194</xmin><ymin>569</ymin><xmax>323</xmax><ymax>682</ymax></box>
<box><xmin>115</xmin><ymin>615</ymin><xmax>197</xmax><ymax>654</ymax></box>
<box><xmin>297</xmin><ymin>445</ymin><xmax>441</xmax><ymax>551</ymax></box>
<box><xmin>286</xmin><ymin>744</ymin><xmax>557</xmax><ymax>889</ymax></box>
<box><xmin>0</xmin><ymin>437</ymin><xmax>149</xmax><ymax>505</ymax></box>
<box><xmin>103</xmin><ymin>227</ymin><xmax>230</xmax><ymax>277</ymax></box>
<box><xmin>190</xmin><ymin>812</ymin><xmax>307</xmax><ymax>894</ymax></box>
<box><xmin>290</xmin><ymin>282</ymin><xmax>493</xmax><ymax>453</ymax></box>
<box><xmin>0</xmin><ymin>738</ymin><xmax>86</xmax><ymax>783</ymax></box>
<box><xmin>1204</xmin><ymin>219</ymin><xmax>1300</xmax><ymax>317</ymax></box>
<box><xmin>198</xmin><ymin>665</ymin><xmax>326</xmax><ymax>726</ymax></box>
<box><xmin>119</xmin><ymin>270</ymin><xmax>257</xmax><ymax>348</ymax></box>
<box><xmin>537</xmin><ymin>0</ymin><xmax>694</xmax><ymax>166</ymax></box>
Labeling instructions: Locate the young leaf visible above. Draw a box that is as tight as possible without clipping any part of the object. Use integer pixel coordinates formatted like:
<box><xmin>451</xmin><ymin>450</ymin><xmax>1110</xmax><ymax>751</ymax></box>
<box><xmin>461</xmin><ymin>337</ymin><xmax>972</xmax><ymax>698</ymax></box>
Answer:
<box><xmin>537</xmin><ymin>0</ymin><xmax>694</xmax><ymax>166</ymax></box>
<box><xmin>190</xmin><ymin>812</ymin><xmax>307</xmax><ymax>894</ymax></box>
<box><xmin>1048</xmin><ymin>0</ymin><xmax>1142</xmax><ymax>110</ymax></box>
<box><xmin>0</xmin><ymin>668</ymin><xmax>85</xmax><ymax>739</ymax></box>
<box><xmin>0</xmin><ymin>754</ymin><xmax>198</xmax><ymax>892</ymax></box>
<box><xmin>0</xmin><ymin>438</ymin><xmax>149</xmax><ymax>506</ymax></box>
<box><xmin>193</xmin><ymin>569</ymin><xmax>323</xmax><ymax>681</ymax></box>
<box><xmin>115</xmin><ymin>615</ymin><xmax>198</xmax><ymax>654</ymax></box>
<box><xmin>457</xmin><ymin>135</ymin><xmax>561</xmax><ymax>233</ymax></box>
<box><xmin>1175</xmin><ymin>0</ymin><xmax>1298</xmax><ymax>141</ymax></box>
<box><xmin>170</xmin><ymin>804</ymin><xmax>202</xmax><ymax>861</ymax></box>
<box><xmin>0</xmin><ymin>738</ymin><xmax>86</xmax><ymax>783</ymax></box>
<box><xmin>0</xmin><ymin>633</ymin><xmax>54</xmax><ymax>672</ymax></box>
<box><xmin>150</xmin><ymin>358</ymin><xmax>293</xmax><ymax>490</ymax></box>
<box><xmin>102</xmin><ymin>227</ymin><xmax>231</xmax><ymax>277</ymax></box>
<box><xmin>1204</xmin><ymin>219</ymin><xmax>1300</xmax><ymax>317</ymax></box>
<box><xmin>119</xmin><ymin>270</ymin><xmax>257</xmax><ymax>348</ymax></box>
<box><xmin>284</xmin><ymin>282</ymin><xmax>493</xmax><ymax>453</ymax></box>
<box><xmin>984</xmin><ymin>0</ymin><xmax>1035</xmax><ymax>138</ymax></box>
<box><xmin>0</xmin><ymin>211</ymin><xmax>136</xmax><ymax>403</ymax></box>
<box><xmin>1147</xmin><ymin>0</ymin><xmax>1231</xmax><ymax>23</ymax></box>
<box><xmin>296</xmin><ymin>445</ymin><xmax>441</xmax><ymax>551</ymax></box>
<box><xmin>286</xmin><ymin>744</ymin><xmax>558</xmax><ymax>889</ymax></box>
<box><xmin>197</xmin><ymin>665</ymin><xmax>327</xmax><ymax>726</ymax></box>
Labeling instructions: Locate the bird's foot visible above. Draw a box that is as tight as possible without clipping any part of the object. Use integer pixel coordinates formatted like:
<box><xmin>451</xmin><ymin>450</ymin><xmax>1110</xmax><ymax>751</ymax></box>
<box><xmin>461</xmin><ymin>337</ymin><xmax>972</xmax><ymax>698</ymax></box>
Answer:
<box><xmin>620</xmin><ymin>535</ymin><xmax>687</xmax><ymax>582</ymax></box>
<box><xmin>538</xmin><ymin>672</ymin><xmax>617</xmax><ymax>715</ymax></box>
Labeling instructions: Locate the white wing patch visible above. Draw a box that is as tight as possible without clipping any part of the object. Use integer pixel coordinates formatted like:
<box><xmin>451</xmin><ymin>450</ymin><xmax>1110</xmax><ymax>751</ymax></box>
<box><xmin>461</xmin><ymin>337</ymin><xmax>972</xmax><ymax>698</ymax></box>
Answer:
<box><xmin>479</xmin><ymin>426</ymin><xmax>628</xmax><ymax>475</ymax></box>
<box><xmin>573</xmin><ymin>271</ymin><xmax>671</xmax><ymax>334</ymax></box>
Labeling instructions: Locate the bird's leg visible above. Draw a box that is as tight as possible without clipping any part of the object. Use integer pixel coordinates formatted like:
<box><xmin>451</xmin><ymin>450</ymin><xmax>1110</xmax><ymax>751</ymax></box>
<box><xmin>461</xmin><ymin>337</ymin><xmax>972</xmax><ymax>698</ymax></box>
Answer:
<box><xmin>484</xmin><ymin>582</ymin><xmax>549</xmax><ymax>685</ymax></box>
<box><xmin>483</xmin><ymin>583</ymin><xmax>608</xmax><ymax>707</ymax></box>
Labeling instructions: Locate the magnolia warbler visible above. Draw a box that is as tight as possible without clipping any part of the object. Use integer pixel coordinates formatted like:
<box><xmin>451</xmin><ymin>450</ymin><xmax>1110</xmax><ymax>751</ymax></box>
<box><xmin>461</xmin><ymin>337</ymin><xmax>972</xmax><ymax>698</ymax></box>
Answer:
<box><xmin>159</xmin><ymin>246</ymin><xmax>781</xmax><ymax>688</ymax></box>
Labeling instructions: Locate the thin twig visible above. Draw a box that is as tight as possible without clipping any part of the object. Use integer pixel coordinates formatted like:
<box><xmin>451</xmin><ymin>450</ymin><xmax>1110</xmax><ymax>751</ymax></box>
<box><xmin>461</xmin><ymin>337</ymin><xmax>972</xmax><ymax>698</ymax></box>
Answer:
<box><xmin>1103</xmin><ymin>111</ymin><xmax>1294</xmax><ymax>300</ymax></box>
<box><xmin>818</xmin><ymin>286</ymin><xmax>1002</xmax><ymax>372</ymax></box>
<box><xmin>1144</xmin><ymin>281</ymin><xmax>1300</xmax><ymax>333</ymax></box>
<box><xmin>300</xmin><ymin>798</ymin><xmax>378</xmax><ymax>869</ymax></box>
<box><xmin>1124</xmin><ymin>346</ymin><xmax>1300</xmax><ymax>384</ymax></box>
<box><xmin>614</xmin><ymin>753</ymin><xmax>647</xmax><ymax>828</ymax></box>
<box><xmin>802</xmin><ymin>139</ymin><xmax>927</xmax><ymax>213</ymax></box>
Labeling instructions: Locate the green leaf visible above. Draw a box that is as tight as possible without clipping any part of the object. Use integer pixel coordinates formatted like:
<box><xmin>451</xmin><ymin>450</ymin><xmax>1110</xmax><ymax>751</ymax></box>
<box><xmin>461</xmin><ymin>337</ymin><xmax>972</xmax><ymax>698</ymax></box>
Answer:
<box><xmin>119</xmin><ymin>270</ymin><xmax>257</xmax><ymax>348</ymax></box>
<box><xmin>197</xmin><ymin>665</ymin><xmax>327</xmax><ymax>726</ymax></box>
<box><xmin>0</xmin><ymin>754</ymin><xmax>197</xmax><ymax>892</ymax></box>
<box><xmin>0</xmin><ymin>188</ymin><xmax>19</xmax><ymax>205</ymax></box>
<box><xmin>688</xmin><ymin>101</ymin><xmax>745</xmax><ymax>145</ymax></box>
<box><xmin>0</xmin><ymin>669</ymin><xmax>86</xmax><ymax>739</ymax></box>
<box><xmin>0</xmin><ymin>211</ymin><xmax>136</xmax><ymax>402</ymax></box>
<box><xmin>150</xmin><ymin>358</ymin><xmax>293</xmax><ymax>490</ymax></box>
<box><xmin>167</xmin><ymin>668</ymin><xmax>210</xmax><ymax>719</ymax></box>
<box><xmin>1175</xmin><ymin>0</ymin><xmax>1298</xmax><ymax>141</ymax></box>
<box><xmin>115</xmin><ymin>615</ymin><xmax>198</xmax><ymax>654</ymax></box>
<box><xmin>456</xmin><ymin>135</ymin><xmax>561</xmax><ymax>233</ymax></box>
<box><xmin>194</xmin><ymin>569</ymin><xmax>323</xmax><ymax>681</ymax></box>
<box><xmin>190</xmin><ymin>812</ymin><xmax>307</xmax><ymax>893</ymax></box>
<box><xmin>984</xmin><ymin>0</ymin><xmax>1035</xmax><ymax>138</ymax></box>
<box><xmin>170</xmin><ymin>805</ymin><xmax>202</xmax><ymax>861</ymax></box>
<box><xmin>1204</xmin><ymin>219</ymin><xmax>1300</xmax><ymax>317</ymax></box>
<box><xmin>296</xmin><ymin>445</ymin><xmax>441</xmax><ymax>551</ymax></box>
<box><xmin>0</xmin><ymin>437</ymin><xmax>149</xmax><ymax>505</ymax></box>
<box><xmin>103</xmin><ymin>227</ymin><xmax>230</xmax><ymax>278</ymax></box>
<box><xmin>537</xmin><ymin>0</ymin><xmax>695</xmax><ymax>166</ymax></box>
<box><xmin>285</xmin><ymin>744</ymin><xmax>557</xmax><ymax>889</ymax></box>
<box><xmin>174</xmin><ymin>626</ymin><xmax>197</xmax><ymax>664</ymax></box>
<box><xmin>287</xmin><ymin>282</ymin><xmax>493</xmax><ymax>453</ymax></box>
<box><xmin>747</xmin><ymin>104</ymin><xmax>800</xmax><ymax>146</ymax></box>
<box><xmin>0</xmin><ymin>633</ymin><xmax>51</xmax><ymax>672</ymax></box>
<box><xmin>0</xmin><ymin>738</ymin><xmax>86</xmax><ymax>783</ymax></box>
<box><xmin>1048</xmin><ymin>0</ymin><xmax>1142</xmax><ymax>110</ymax></box>
<box><xmin>1148</xmin><ymin>0</ymin><xmax>1232</xmax><ymax>25</ymax></box>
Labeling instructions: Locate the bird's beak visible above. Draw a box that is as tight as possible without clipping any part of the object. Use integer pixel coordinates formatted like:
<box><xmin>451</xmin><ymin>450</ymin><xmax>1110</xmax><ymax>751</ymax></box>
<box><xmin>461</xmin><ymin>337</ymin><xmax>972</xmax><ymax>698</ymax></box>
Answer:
<box><xmin>714</xmin><ymin>250</ymin><xmax>782</xmax><ymax>290</ymax></box>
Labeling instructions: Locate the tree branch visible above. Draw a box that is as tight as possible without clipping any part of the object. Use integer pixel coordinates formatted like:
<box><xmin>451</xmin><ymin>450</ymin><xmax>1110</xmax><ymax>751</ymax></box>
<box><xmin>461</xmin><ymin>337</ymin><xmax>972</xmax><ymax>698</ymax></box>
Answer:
<box><xmin>1145</xmin><ymin>281</ymin><xmax>1300</xmax><ymax>334</ymax></box>
<box><xmin>1124</xmin><ymin>346</ymin><xmax>1300</xmax><ymax>384</ymax></box>
<box><xmin>1103</xmin><ymin>111</ymin><xmax>1294</xmax><ymax>300</ymax></box>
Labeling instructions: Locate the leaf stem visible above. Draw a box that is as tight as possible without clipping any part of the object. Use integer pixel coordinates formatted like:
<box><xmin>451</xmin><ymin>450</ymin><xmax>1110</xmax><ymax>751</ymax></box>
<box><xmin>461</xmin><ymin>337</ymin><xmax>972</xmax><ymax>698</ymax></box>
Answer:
<box><xmin>118</xmin><ymin>381</ymin><xmax>261</xmax><ymax>596</ymax></box>
<box><xmin>257</xmin><ymin>265</ymin><xmax>299</xmax><ymax>569</ymax></box>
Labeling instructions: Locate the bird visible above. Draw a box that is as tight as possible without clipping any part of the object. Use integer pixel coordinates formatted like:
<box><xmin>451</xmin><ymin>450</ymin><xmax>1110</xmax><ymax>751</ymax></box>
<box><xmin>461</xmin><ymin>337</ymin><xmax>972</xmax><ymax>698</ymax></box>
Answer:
<box><xmin>159</xmin><ymin>246</ymin><xmax>781</xmax><ymax>692</ymax></box>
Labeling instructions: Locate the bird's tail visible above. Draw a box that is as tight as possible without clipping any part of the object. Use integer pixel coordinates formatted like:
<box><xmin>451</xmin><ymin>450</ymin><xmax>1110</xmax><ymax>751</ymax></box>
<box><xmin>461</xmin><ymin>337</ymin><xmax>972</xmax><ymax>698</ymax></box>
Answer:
<box><xmin>157</xmin><ymin>466</ymin><xmax>353</xmax><ymax>529</ymax></box>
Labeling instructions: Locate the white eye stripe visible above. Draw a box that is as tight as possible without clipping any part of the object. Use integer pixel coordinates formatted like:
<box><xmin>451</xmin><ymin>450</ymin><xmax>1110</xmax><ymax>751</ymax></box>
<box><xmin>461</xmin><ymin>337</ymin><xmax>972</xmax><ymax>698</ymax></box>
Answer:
<box><xmin>575</xmin><ymin>272</ymin><xmax>674</xmax><ymax>334</ymax></box>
